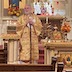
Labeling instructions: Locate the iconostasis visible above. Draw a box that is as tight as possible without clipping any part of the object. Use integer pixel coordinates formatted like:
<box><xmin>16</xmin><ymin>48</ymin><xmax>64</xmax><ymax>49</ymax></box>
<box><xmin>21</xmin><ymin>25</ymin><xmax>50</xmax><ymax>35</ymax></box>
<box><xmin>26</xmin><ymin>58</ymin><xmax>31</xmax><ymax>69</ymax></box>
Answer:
<box><xmin>3</xmin><ymin>0</ymin><xmax>66</xmax><ymax>16</ymax></box>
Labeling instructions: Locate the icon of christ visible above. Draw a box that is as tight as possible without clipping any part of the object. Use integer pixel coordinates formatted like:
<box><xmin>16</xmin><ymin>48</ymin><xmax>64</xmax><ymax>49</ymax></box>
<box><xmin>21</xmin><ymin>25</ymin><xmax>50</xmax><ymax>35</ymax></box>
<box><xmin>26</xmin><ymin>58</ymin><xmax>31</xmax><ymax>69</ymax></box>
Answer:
<box><xmin>9</xmin><ymin>0</ymin><xmax>21</xmax><ymax>7</ymax></box>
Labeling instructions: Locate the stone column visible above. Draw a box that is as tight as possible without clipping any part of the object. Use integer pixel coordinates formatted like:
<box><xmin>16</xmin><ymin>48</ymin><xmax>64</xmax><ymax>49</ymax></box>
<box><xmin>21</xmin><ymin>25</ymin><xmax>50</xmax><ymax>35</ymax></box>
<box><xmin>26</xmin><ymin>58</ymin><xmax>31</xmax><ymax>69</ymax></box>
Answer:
<box><xmin>65</xmin><ymin>0</ymin><xmax>71</xmax><ymax>18</ymax></box>
<box><xmin>68</xmin><ymin>0</ymin><xmax>72</xmax><ymax>18</ymax></box>
<box><xmin>0</xmin><ymin>0</ymin><xmax>3</xmax><ymax>45</ymax></box>
<box><xmin>44</xmin><ymin>47</ymin><xmax>47</xmax><ymax>64</ymax></box>
<box><xmin>0</xmin><ymin>0</ymin><xmax>2</xmax><ymax>18</ymax></box>
<box><xmin>65</xmin><ymin>4</ymin><xmax>69</xmax><ymax>17</ymax></box>
<box><xmin>0</xmin><ymin>0</ymin><xmax>2</xmax><ymax>25</ymax></box>
<box><xmin>49</xmin><ymin>50</ymin><xmax>55</xmax><ymax>64</ymax></box>
<box><xmin>47</xmin><ymin>49</ymin><xmax>50</xmax><ymax>65</ymax></box>
<box><xmin>67</xmin><ymin>21</ymin><xmax>72</xmax><ymax>40</ymax></box>
<box><xmin>8</xmin><ymin>41</ymin><xmax>14</xmax><ymax>64</ymax></box>
<box><xmin>7</xmin><ymin>39</ymin><xmax>19</xmax><ymax>64</ymax></box>
<box><xmin>44</xmin><ymin>47</ymin><xmax>51</xmax><ymax>65</ymax></box>
<box><xmin>13</xmin><ymin>41</ymin><xmax>19</xmax><ymax>63</ymax></box>
<box><xmin>45</xmin><ymin>47</ymin><xmax>55</xmax><ymax>65</ymax></box>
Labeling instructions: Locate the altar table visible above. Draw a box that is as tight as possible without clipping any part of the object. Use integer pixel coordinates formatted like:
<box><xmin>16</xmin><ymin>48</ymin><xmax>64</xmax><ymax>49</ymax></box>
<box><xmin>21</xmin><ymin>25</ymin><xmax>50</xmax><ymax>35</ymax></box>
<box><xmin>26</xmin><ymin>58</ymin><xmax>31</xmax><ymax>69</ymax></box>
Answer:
<box><xmin>42</xmin><ymin>40</ymin><xmax>72</xmax><ymax>65</ymax></box>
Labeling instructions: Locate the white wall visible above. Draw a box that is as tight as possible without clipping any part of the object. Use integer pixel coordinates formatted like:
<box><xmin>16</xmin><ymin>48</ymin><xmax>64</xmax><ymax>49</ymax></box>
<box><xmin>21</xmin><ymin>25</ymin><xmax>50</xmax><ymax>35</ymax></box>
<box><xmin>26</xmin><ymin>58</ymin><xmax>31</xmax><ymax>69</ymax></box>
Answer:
<box><xmin>67</xmin><ymin>20</ymin><xmax>72</xmax><ymax>40</ymax></box>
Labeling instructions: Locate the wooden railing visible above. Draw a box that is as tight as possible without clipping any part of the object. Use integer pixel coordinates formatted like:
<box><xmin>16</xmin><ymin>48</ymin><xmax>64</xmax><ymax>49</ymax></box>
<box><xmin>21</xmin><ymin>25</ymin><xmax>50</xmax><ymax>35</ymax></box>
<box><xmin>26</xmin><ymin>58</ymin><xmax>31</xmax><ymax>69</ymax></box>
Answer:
<box><xmin>0</xmin><ymin>44</ymin><xmax>7</xmax><ymax>63</ymax></box>
<box><xmin>0</xmin><ymin>48</ymin><xmax>57</xmax><ymax>71</ymax></box>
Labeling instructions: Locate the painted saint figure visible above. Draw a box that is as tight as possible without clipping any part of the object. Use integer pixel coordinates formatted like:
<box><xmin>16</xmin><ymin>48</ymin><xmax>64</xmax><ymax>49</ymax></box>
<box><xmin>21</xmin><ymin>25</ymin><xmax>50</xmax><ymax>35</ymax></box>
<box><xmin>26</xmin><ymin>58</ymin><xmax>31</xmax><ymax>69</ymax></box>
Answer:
<box><xmin>33</xmin><ymin>0</ymin><xmax>41</xmax><ymax>15</ymax></box>
<box><xmin>9</xmin><ymin>0</ymin><xmax>21</xmax><ymax>7</ymax></box>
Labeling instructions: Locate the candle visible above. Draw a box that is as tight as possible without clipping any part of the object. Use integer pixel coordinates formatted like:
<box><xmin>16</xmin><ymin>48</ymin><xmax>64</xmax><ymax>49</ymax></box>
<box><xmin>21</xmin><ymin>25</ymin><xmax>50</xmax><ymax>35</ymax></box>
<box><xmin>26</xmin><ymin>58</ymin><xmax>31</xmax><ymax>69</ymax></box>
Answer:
<box><xmin>7</xmin><ymin>20</ymin><xmax>9</xmax><ymax>26</ymax></box>
<box><xmin>14</xmin><ymin>22</ymin><xmax>16</xmax><ymax>26</ymax></box>
<box><xmin>10</xmin><ymin>20</ymin><xmax>11</xmax><ymax>26</ymax></box>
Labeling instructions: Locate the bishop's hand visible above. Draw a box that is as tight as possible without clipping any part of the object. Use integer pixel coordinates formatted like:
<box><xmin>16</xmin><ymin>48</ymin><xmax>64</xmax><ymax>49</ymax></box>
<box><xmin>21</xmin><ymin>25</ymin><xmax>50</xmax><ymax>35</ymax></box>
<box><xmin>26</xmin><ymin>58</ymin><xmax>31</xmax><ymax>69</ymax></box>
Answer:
<box><xmin>28</xmin><ymin>17</ymin><xmax>35</xmax><ymax>25</ymax></box>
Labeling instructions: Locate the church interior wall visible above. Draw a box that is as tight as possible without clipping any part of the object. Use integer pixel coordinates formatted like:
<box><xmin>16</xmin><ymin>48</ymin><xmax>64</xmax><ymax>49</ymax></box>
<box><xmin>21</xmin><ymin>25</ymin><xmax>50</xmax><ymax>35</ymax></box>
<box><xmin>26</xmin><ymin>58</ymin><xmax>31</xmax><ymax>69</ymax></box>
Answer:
<box><xmin>0</xmin><ymin>0</ymin><xmax>72</xmax><ymax>43</ymax></box>
<box><xmin>4</xmin><ymin>0</ymin><xmax>26</xmax><ymax>9</ymax></box>
<box><xmin>0</xmin><ymin>0</ymin><xmax>72</xmax><ymax>46</ymax></box>
<box><xmin>0</xmin><ymin>1</ymin><xmax>72</xmax><ymax>68</ymax></box>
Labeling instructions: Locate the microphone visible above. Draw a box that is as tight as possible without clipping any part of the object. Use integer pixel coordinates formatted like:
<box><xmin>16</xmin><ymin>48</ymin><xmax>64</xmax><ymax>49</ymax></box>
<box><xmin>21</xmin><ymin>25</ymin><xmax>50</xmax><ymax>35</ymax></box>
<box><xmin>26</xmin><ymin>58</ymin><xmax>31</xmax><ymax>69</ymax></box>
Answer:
<box><xmin>27</xmin><ymin>16</ymin><xmax>36</xmax><ymax>28</ymax></box>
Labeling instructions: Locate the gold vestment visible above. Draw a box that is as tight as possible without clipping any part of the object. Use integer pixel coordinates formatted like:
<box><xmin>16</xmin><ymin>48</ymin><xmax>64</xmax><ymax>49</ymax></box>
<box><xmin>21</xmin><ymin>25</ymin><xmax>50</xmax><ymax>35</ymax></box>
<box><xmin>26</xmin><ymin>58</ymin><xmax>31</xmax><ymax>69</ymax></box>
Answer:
<box><xmin>16</xmin><ymin>14</ymin><xmax>42</xmax><ymax>61</ymax></box>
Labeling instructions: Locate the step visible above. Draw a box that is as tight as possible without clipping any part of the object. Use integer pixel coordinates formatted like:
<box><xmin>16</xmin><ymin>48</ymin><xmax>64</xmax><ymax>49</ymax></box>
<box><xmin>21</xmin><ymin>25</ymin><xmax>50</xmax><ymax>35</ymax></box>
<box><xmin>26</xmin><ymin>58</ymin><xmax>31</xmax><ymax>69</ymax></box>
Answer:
<box><xmin>0</xmin><ymin>52</ymin><xmax>4</xmax><ymax>55</ymax></box>
<box><xmin>39</xmin><ymin>48</ymin><xmax>44</xmax><ymax>50</ymax></box>
<box><xmin>0</xmin><ymin>57</ymin><xmax>6</xmax><ymax>60</ymax></box>
<box><xmin>39</xmin><ymin>54</ymin><xmax>44</xmax><ymax>56</ymax></box>
<box><xmin>0</xmin><ymin>60</ymin><xmax>6</xmax><ymax>63</ymax></box>
<box><xmin>38</xmin><ymin>61</ymin><xmax>44</xmax><ymax>64</ymax></box>
<box><xmin>39</xmin><ymin>50</ymin><xmax>44</xmax><ymax>54</ymax></box>
<box><xmin>0</xmin><ymin>54</ymin><xmax>5</xmax><ymax>58</ymax></box>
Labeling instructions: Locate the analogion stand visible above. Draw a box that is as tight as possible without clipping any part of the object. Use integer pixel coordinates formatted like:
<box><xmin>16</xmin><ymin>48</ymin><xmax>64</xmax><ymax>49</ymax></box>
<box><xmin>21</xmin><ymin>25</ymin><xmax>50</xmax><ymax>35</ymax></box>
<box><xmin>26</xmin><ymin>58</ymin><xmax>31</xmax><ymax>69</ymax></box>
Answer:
<box><xmin>1</xmin><ymin>34</ymin><xmax>20</xmax><ymax>64</ymax></box>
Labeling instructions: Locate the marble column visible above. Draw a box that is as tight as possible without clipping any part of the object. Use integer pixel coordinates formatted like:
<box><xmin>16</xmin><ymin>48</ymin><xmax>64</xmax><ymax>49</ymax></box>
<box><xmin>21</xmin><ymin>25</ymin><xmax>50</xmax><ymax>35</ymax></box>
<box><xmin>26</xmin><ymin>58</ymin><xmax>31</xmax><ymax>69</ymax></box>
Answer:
<box><xmin>65</xmin><ymin>0</ymin><xmax>71</xmax><ymax>18</ymax></box>
<box><xmin>68</xmin><ymin>0</ymin><xmax>72</xmax><ymax>18</ymax></box>
<box><xmin>0</xmin><ymin>0</ymin><xmax>2</xmax><ymax>26</ymax></box>
<box><xmin>0</xmin><ymin>0</ymin><xmax>2</xmax><ymax>18</ymax></box>
<box><xmin>7</xmin><ymin>40</ymin><xmax>19</xmax><ymax>64</ymax></box>
<box><xmin>44</xmin><ymin>47</ymin><xmax>55</xmax><ymax>65</ymax></box>
<box><xmin>0</xmin><ymin>24</ymin><xmax>3</xmax><ymax>45</ymax></box>
<box><xmin>49</xmin><ymin>50</ymin><xmax>55</xmax><ymax>64</ymax></box>
<box><xmin>8</xmin><ymin>41</ymin><xmax>14</xmax><ymax>64</ymax></box>
<box><xmin>67</xmin><ymin>21</ymin><xmax>72</xmax><ymax>40</ymax></box>
<box><xmin>0</xmin><ymin>0</ymin><xmax>3</xmax><ymax>45</ymax></box>
<box><xmin>44</xmin><ymin>48</ymin><xmax>47</xmax><ymax>64</ymax></box>
<box><xmin>13</xmin><ymin>41</ymin><xmax>19</xmax><ymax>63</ymax></box>
<box><xmin>47</xmin><ymin>49</ymin><xmax>50</xmax><ymax>65</ymax></box>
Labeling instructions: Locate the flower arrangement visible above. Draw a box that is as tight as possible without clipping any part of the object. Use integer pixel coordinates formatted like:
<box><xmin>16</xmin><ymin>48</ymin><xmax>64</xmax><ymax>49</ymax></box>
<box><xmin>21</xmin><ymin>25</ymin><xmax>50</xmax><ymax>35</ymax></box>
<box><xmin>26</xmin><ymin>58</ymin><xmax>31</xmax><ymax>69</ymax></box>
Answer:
<box><xmin>61</xmin><ymin>22</ymin><xmax>71</xmax><ymax>33</ymax></box>
<box><xmin>8</xmin><ymin>4</ymin><xmax>21</xmax><ymax>17</ymax></box>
